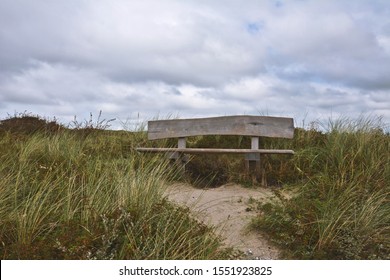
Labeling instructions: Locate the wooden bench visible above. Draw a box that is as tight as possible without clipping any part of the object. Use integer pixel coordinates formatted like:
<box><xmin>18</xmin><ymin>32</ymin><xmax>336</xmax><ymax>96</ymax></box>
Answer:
<box><xmin>136</xmin><ymin>115</ymin><xmax>294</xmax><ymax>184</ymax></box>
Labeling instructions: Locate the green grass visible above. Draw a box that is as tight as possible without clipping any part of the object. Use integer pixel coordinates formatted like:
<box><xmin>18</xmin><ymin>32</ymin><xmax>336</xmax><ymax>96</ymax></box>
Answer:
<box><xmin>252</xmin><ymin>116</ymin><xmax>390</xmax><ymax>259</ymax></box>
<box><xmin>170</xmin><ymin>115</ymin><xmax>389</xmax><ymax>259</ymax></box>
<box><xmin>1</xmin><ymin>113</ymin><xmax>389</xmax><ymax>260</ymax></box>
<box><xmin>0</xmin><ymin>114</ymin><xmax>233</xmax><ymax>259</ymax></box>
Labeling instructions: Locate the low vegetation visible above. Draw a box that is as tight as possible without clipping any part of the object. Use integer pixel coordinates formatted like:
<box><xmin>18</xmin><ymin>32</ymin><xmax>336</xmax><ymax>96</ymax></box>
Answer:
<box><xmin>252</xmin><ymin>117</ymin><xmax>390</xmax><ymax>259</ymax></box>
<box><xmin>178</xmin><ymin>116</ymin><xmax>389</xmax><ymax>259</ymax></box>
<box><xmin>0</xmin><ymin>112</ymin><xmax>388</xmax><ymax>259</ymax></box>
<box><xmin>0</xmin><ymin>113</ymin><xmax>233</xmax><ymax>259</ymax></box>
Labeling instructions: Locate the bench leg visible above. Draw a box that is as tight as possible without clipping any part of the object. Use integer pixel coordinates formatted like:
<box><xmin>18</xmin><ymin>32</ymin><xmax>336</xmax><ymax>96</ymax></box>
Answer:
<box><xmin>245</xmin><ymin>154</ymin><xmax>267</xmax><ymax>186</ymax></box>
<box><xmin>245</xmin><ymin>137</ymin><xmax>267</xmax><ymax>186</ymax></box>
<box><xmin>167</xmin><ymin>151</ymin><xmax>188</xmax><ymax>173</ymax></box>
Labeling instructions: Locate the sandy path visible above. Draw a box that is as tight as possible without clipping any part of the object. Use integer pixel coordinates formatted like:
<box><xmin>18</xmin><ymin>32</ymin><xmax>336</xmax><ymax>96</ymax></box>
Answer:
<box><xmin>165</xmin><ymin>183</ymin><xmax>280</xmax><ymax>259</ymax></box>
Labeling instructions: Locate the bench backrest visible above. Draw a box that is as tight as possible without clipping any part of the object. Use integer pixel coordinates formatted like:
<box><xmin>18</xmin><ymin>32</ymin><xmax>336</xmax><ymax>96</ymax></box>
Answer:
<box><xmin>148</xmin><ymin>115</ymin><xmax>294</xmax><ymax>140</ymax></box>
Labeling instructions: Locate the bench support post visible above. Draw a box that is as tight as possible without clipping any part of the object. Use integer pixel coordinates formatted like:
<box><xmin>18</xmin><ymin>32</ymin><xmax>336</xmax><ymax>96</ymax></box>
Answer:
<box><xmin>245</xmin><ymin>137</ymin><xmax>266</xmax><ymax>186</ymax></box>
<box><xmin>178</xmin><ymin>137</ymin><xmax>186</xmax><ymax>149</ymax></box>
<box><xmin>251</xmin><ymin>136</ymin><xmax>259</xmax><ymax>150</ymax></box>
<box><xmin>168</xmin><ymin>137</ymin><xmax>188</xmax><ymax>172</ymax></box>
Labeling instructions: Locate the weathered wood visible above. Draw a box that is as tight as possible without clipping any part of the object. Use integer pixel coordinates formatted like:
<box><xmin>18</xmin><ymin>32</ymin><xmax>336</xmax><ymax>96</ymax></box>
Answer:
<box><xmin>137</xmin><ymin>115</ymin><xmax>295</xmax><ymax>186</ymax></box>
<box><xmin>148</xmin><ymin>115</ymin><xmax>294</xmax><ymax>140</ymax></box>
<box><xmin>170</xmin><ymin>137</ymin><xmax>188</xmax><ymax>170</ymax></box>
<box><xmin>136</xmin><ymin>147</ymin><xmax>294</xmax><ymax>154</ymax></box>
<box><xmin>178</xmin><ymin>137</ymin><xmax>186</xmax><ymax>149</ymax></box>
<box><xmin>246</xmin><ymin>158</ymin><xmax>264</xmax><ymax>185</ymax></box>
<box><xmin>251</xmin><ymin>137</ymin><xmax>259</xmax><ymax>150</ymax></box>
<box><xmin>246</xmin><ymin>136</ymin><xmax>260</xmax><ymax>161</ymax></box>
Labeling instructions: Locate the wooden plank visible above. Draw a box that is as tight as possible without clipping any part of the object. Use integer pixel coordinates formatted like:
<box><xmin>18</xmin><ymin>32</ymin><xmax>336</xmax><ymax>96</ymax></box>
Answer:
<box><xmin>148</xmin><ymin>115</ymin><xmax>294</xmax><ymax>140</ymax></box>
<box><xmin>136</xmin><ymin>147</ymin><xmax>295</xmax><ymax>154</ymax></box>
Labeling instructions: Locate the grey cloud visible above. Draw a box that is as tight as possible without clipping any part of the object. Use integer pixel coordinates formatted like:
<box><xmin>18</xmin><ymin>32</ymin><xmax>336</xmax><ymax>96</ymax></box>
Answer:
<box><xmin>0</xmin><ymin>0</ymin><xmax>266</xmax><ymax>86</ymax></box>
<box><xmin>307</xmin><ymin>89</ymin><xmax>361</xmax><ymax>110</ymax></box>
<box><xmin>0</xmin><ymin>1</ymin><xmax>87</xmax><ymax>70</ymax></box>
<box><xmin>260</xmin><ymin>0</ymin><xmax>390</xmax><ymax>90</ymax></box>
<box><xmin>0</xmin><ymin>0</ymin><xmax>389</xmax><ymax>127</ymax></box>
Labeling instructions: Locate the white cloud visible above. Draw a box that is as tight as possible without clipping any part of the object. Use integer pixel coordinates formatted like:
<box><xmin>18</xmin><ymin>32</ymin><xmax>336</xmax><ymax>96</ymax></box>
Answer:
<box><xmin>377</xmin><ymin>35</ymin><xmax>390</xmax><ymax>55</ymax></box>
<box><xmin>0</xmin><ymin>0</ymin><xmax>389</xmax><ymax>128</ymax></box>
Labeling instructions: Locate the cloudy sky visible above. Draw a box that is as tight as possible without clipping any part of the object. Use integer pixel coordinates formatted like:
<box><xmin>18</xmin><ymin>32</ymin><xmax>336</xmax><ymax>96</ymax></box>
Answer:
<box><xmin>0</xmin><ymin>0</ymin><xmax>389</xmax><ymax>129</ymax></box>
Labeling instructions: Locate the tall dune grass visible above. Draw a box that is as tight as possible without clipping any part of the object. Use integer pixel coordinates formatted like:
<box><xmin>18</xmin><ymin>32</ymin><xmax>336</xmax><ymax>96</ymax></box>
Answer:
<box><xmin>0</xmin><ymin>116</ymin><xmax>232</xmax><ymax>259</ymax></box>
<box><xmin>253</xmin><ymin>116</ymin><xmax>389</xmax><ymax>259</ymax></box>
<box><xmin>2</xmin><ymin>113</ymin><xmax>388</xmax><ymax>259</ymax></box>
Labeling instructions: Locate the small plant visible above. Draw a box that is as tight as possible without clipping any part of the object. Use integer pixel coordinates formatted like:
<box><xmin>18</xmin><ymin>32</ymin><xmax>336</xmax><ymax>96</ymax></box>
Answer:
<box><xmin>69</xmin><ymin>111</ymin><xmax>116</xmax><ymax>132</ymax></box>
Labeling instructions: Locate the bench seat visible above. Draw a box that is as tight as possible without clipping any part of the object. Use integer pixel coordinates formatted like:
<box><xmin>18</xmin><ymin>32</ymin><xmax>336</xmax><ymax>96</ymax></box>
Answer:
<box><xmin>136</xmin><ymin>147</ymin><xmax>294</xmax><ymax>154</ymax></box>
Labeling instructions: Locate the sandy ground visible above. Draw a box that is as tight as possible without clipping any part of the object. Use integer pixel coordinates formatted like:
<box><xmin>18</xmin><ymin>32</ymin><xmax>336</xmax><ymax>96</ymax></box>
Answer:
<box><xmin>165</xmin><ymin>183</ymin><xmax>280</xmax><ymax>259</ymax></box>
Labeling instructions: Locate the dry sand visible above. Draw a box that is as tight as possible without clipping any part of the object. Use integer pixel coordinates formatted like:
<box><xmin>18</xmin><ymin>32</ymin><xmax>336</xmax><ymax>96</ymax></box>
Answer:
<box><xmin>165</xmin><ymin>183</ymin><xmax>280</xmax><ymax>259</ymax></box>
